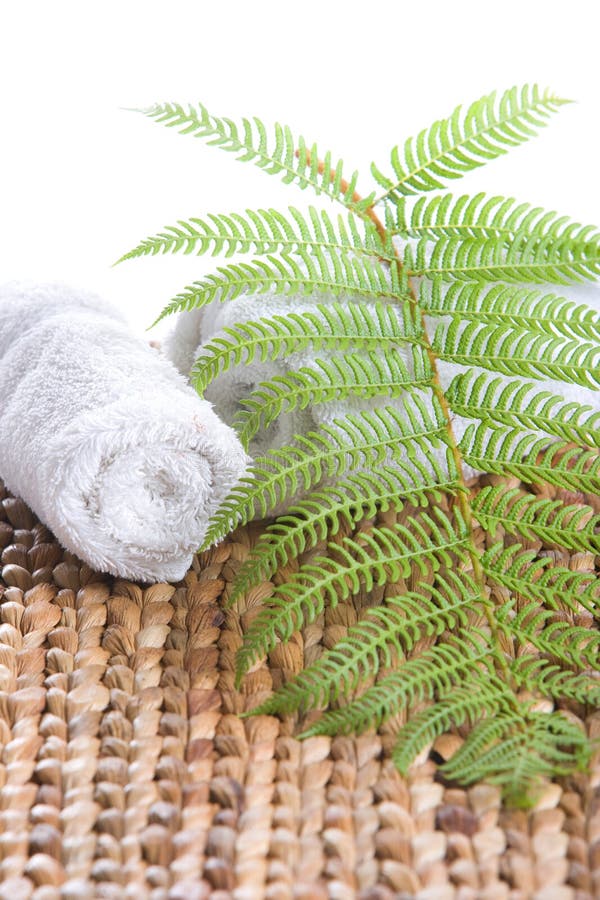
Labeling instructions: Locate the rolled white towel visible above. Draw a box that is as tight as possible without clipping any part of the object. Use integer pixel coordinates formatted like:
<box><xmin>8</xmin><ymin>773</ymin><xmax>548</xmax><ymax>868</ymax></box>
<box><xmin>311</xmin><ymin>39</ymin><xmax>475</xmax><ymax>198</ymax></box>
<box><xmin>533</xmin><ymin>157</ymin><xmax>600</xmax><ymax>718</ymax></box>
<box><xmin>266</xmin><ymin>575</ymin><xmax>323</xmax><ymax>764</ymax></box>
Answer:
<box><xmin>0</xmin><ymin>282</ymin><xmax>248</xmax><ymax>582</ymax></box>
<box><xmin>163</xmin><ymin>288</ymin><xmax>480</xmax><ymax>497</ymax></box>
<box><xmin>163</xmin><ymin>283</ymin><xmax>600</xmax><ymax>499</ymax></box>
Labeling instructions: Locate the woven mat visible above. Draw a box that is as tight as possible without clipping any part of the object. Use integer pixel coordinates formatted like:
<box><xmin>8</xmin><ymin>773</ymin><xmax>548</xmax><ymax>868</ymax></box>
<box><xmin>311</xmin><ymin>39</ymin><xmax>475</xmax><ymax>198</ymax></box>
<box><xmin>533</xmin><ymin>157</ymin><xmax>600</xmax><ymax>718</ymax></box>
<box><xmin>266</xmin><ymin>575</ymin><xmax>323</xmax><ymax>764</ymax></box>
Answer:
<box><xmin>0</xmin><ymin>480</ymin><xmax>598</xmax><ymax>900</ymax></box>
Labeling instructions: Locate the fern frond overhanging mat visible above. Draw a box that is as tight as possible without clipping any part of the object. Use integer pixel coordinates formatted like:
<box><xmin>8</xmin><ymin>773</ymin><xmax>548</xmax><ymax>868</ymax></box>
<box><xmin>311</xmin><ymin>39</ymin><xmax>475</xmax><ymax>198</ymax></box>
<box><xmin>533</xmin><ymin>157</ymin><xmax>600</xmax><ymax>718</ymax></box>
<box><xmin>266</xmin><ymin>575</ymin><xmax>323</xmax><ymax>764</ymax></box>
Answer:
<box><xmin>121</xmin><ymin>86</ymin><xmax>600</xmax><ymax>804</ymax></box>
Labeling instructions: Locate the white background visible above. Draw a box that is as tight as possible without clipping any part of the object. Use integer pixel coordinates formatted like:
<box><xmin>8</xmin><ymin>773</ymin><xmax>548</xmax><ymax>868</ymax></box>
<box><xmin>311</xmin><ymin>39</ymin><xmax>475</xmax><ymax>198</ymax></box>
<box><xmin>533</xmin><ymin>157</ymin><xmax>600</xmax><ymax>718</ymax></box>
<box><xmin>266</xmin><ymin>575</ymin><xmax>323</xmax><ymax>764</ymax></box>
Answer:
<box><xmin>1</xmin><ymin>0</ymin><xmax>599</xmax><ymax>337</ymax></box>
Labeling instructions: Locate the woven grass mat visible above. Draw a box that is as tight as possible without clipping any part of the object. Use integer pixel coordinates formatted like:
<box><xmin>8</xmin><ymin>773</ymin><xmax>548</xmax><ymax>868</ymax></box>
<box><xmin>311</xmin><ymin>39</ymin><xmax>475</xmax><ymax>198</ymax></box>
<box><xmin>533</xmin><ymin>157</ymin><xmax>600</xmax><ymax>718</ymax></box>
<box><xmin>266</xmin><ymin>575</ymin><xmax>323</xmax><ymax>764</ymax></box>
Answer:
<box><xmin>0</xmin><ymin>480</ymin><xmax>598</xmax><ymax>900</ymax></box>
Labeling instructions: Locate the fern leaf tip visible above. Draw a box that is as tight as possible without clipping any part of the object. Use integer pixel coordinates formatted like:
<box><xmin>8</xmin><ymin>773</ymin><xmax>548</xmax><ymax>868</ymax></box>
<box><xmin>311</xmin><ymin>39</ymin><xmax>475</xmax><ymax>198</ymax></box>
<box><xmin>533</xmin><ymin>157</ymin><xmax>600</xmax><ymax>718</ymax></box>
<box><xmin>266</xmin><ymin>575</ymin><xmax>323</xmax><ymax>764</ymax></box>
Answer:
<box><xmin>120</xmin><ymin>104</ymin><xmax>156</xmax><ymax>116</ymax></box>
<box><xmin>112</xmin><ymin>252</ymin><xmax>131</xmax><ymax>267</ymax></box>
<box><xmin>146</xmin><ymin>312</ymin><xmax>165</xmax><ymax>331</ymax></box>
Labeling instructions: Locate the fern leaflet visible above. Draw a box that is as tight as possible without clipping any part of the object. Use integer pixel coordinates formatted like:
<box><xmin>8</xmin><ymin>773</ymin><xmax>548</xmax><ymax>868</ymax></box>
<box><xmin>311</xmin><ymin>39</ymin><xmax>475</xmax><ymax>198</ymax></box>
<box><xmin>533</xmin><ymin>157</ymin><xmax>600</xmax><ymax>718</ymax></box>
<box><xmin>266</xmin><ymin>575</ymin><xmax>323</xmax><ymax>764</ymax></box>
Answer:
<box><xmin>228</xmin><ymin>465</ymin><xmax>460</xmax><ymax>607</ymax></box>
<box><xmin>435</xmin><ymin>318</ymin><xmax>600</xmax><ymax>388</ymax></box>
<box><xmin>372</xmin><ymin>85</ymin><xmax>569</xmax><ymax>202</ymax></box>
<box><xmin>253</xmin><ymin>572</ymin><xmax>479</xmax><ymax>714</ymax></box>
<box><xmin>460</xmin><ymin>425</ymin><xmax>600</xmax><ymax>494</ymax></box>
<box><xmin>191</xmin><ymin>300</ymin><xmax>424</xmax><ymax>392</ymax></box>
<box><xmin>233</xmin><ymin>353</ymin><xmax>432</xmax><ymax>448</ymax></box>
<box><xmin>511</xmin><ymin>657</ymin><xmax>600</xmax><ymax>706</ymax></box>
<box><xmin>392</xmin><ymin>680</ymin><xmax>511</xmax><ymax>776</ymax></box>
<box><xmin>447</xmin><ymin>371</ymin><xmax>600</xmax><ymax>449</ymax></box>
<box><xmin>420</xmin><ymin>281</ymin><xmax>600</xmax><ymax>342</ymax></box>
<box><xmin>151</xmin><ymin>250</ymin><xmax>408</xmax><ymax>326</ymax></box>
<box><xmin>303</xmin><ymin>634</ymin><xmax>498</xmax><ymax>736</ymax></box>
<box><xmin>472</xmin><ymin>487</ymin><xmax>600</xmax><ymax>554</ymax></box>
<box><xmin>390</xmin><ymin>191</ymin><xmax>599</xmax><ymax>248</ymax></box>
<box><xmin>236</xmin><ymin>508</ymin><xmax>470</xmax><ymax>679</ymax></box>
<box><xmin>483</xmin><ymin>543</ymin><xmax>600</xmax><ymax>617</ymax></box>
<box><xmin>137</xmin><ymin>101</ymin><xmax>373</xmax><ymax>209</ymax></box>
<box><xmin>118</xmin><ymin>205</ymin><xmax>386</xmax><ymax>264</ymax></box>
<box><xmin>441</xmin><ymin>711</ymin><xmax>590</xmax><ymax>805</ymax></box>
<box><xmin>497</xmin><ymin>601</ymin><xmax>600</xmax><ymax>669</ymax></box>
<box><xmin>405</xmin><ymin>233</ymin><xmax>600</xmax><ymax>283</ymax></box>
<box><xmin>202</xmin><ymin>400</ymin><xmax>451</xmax><ymax>545</ymax></box>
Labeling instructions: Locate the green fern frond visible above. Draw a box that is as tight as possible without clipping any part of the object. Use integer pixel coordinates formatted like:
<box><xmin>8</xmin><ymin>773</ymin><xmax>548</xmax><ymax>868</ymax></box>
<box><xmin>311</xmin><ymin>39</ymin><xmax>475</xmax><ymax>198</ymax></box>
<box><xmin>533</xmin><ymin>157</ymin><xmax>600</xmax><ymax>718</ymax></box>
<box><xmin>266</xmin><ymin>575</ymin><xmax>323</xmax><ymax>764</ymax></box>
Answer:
<box><xmin>392</xmin><ymin>680</ymin><xmax>511</xmax><ymax>775</ymax></box>
<box><xmin>253</xmin><ymin>572</ymin><xmax>480</xmax><ymax>714</ymax></box>
<box><xmin>435</xmin><ymin>319</ymin><xmax>600</xmax><ymax>389</ymax></box>
<box><xmin>202</xmin><ymin>399</ymin><xmax>450</xmax><ymax>546</ymax></box>
<box><xmin>228</xmin><ymin>465</ymin><xmax>460</xmax><ymax>607</ymax></box>
<box><xmin>390</xmin><ymin>192</ymin><xmax>600</xmax><ymax>248</ymax></box>
<box><xmin>236</xmin><ymin>508</ymin><xmax>470</xmax><ymax>679</ymax></box>
<box><xmin>420</xmin><ymin>281</ymin><xmax>600</xmax><ymax>342</ymax></box>
<box><xmin>441</xmin><ymin>710</ymin><xmax>590</xmax><ymax>805</ymax></box>
<box><xmin>371</xmin><ymin>85</ymin><xmax>569</xmax><ymax>202</ymax></box>
<box><xmin>137</xmin><ymin>101</ymin><xmax>374</xmax><ymax>209</ymax></box>
<box><xmin>118</xmin><ymin>205</ymin><xmax>387</xmax><ymax>264</ymax></box>
<box><xmin>496</xmin><ymin>602</ymin><xmax>600</xmax><ymax>669</ymax></box>
<box><xmin>191</xmin><ymin>300</ymin><xmax>424</xmax><ymax>392</ymax></box>
<box><xmin>460</xmin><ymin>424</ymin><xmax>600</xmax><ymax>494</ymax></box>
<box><xmin>303</xmin><ymin>634</ymin><xmax>497</xmax><ymax>736</ymax></box>
<box><xmin>233</xmin><ymin>353</ymin><xmax>432</xmax><ymax>448</ymax></box>
<box><xmin>151</xmin><ymin>249</ymin><xmax>408</xmax><ymax>326</ymax></box>
<box><xmin>447</xmin><ymin>371</ymin><xmax>600</xmax><ymax>448</ymax></box>
<box><xmin>472</xmin><ymin>486</ymin><xmax>600</xmax><ymax>554</ymax></box>
<box><xmin>129</xmin><ymin>85</ymin><xmax>600</xmax><ymax>801</ymax></box>
<box><xmin>511</xmin><ymin>657</ymin><xmax>600</xmax><ymax>706</ymax></box>
<box><xmin>483</xmin><ymin>543</ymin><xmax>600</xmax><ymax>617</ymax></box>
<box><xmin>405</xmin><ymin>232</ymin><xmax>600</xmax><ymax>284</ymax></box>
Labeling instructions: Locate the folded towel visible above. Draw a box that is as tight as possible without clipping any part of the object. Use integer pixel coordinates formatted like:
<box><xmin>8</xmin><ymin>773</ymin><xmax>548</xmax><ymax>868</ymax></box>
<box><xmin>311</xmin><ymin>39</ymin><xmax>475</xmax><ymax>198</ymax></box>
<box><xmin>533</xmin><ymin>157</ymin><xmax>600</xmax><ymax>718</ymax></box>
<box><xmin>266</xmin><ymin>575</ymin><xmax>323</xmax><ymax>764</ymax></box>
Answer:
<box><xmin>0</xmin><ymin>282</ymin><xmax>248</xmax><ymax>582</ymax></box>
<box><xmin>163</xmin><ymin>284</ymin><xmax>600</xmax><ymax>502</ymax></box>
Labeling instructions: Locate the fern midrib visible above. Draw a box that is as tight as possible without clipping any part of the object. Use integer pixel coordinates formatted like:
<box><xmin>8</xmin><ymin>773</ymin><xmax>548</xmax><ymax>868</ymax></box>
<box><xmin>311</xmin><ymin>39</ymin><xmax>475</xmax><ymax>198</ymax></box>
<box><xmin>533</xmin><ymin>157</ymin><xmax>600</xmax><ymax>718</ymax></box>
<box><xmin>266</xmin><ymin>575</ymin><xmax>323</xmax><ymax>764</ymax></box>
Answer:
<box><xmin>348</xmin><ymin>175</ymin><xmax>515</xmax><ymax>686</ymax></box>
<box><xmin>475</xmin><ymin>510</ymin><xmax>600</xmax><ymax>552</ymax></box>
<box><xmin>450</xmin><ymin>401</ymin><xmax>600</xmax><ymax>449</ymax></box>
<box><xmin>321</xmin><ymin>178</ymin><xmax>519</xmax><ymax>699</ymax></box>
<box><xmin>439</xmin><ymin>348</ymin><xmax>600</xmax><ymax>384</ymax></box>
<box><xmin>192</xmin><ymin>331</ymin><xmax>422</xmax><ymax>391</ymax></box>
<box><xmin>411</xmin><ymin>250</ymin><xmax>600</xmax><ymax>278</ymax></box>
<box><xmin>156</xmin><ymin>266</ymin><xmax>407</xmax><ymax>325</ymax></box>
<box><xmin>393</xmin><ymin>223</ymin><xmax>514</xmax><ymax>240</ymax></box>
<box><xmin>235</xmin><ymin>375</ymin><xmax>434</xmax><ymax>445</ymax></box>
<box><xmin>424</xmin><ymin>308</ymin><xmax>600</xmax><ymax>342</ymax></box>
<box><xmin>125</xmin><ymin>232</ymin><xmax>397</xmax><ymax>265</ymax></box>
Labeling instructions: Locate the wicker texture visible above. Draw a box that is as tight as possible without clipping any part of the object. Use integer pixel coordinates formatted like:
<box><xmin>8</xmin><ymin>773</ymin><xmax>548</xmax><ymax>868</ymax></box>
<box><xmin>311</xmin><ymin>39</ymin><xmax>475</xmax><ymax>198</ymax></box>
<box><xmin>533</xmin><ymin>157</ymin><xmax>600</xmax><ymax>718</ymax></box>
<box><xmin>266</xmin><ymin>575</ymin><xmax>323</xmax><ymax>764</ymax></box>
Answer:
<box><xmin>0</xmin><ymin>480</ymin><xmax>598</xmax><ymax>900</ymax></box>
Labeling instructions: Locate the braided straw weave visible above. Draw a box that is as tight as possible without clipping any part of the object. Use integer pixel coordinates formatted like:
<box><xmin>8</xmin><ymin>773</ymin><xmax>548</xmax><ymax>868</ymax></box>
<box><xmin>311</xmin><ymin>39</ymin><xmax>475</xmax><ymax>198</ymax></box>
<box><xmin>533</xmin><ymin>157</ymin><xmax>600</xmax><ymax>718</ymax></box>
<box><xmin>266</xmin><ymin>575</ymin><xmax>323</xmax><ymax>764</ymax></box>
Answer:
<box><xmin>0</xmin><ymin>477</ymin><xmax>598</xmax><ymax>900</ymax></box>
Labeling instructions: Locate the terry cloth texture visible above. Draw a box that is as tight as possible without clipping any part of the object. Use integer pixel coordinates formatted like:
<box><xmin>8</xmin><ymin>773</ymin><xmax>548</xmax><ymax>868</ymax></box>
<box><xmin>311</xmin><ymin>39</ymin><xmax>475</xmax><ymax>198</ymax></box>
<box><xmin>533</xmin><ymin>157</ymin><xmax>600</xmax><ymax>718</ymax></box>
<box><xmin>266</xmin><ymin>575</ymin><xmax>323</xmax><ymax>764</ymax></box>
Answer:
<box><xmin>0</xmin><ymin>282</ymin><xmax>248</xmax><ymax>582</ymax></box>
<box><xmin>0</xmin><ymin>482</ymin><xmax>598</xmax><ymax>898</ymax></box>
<box><xmin>163</xmin><ymin>284</ymin><xmax>600</xmax><ymax>498</ymax></box>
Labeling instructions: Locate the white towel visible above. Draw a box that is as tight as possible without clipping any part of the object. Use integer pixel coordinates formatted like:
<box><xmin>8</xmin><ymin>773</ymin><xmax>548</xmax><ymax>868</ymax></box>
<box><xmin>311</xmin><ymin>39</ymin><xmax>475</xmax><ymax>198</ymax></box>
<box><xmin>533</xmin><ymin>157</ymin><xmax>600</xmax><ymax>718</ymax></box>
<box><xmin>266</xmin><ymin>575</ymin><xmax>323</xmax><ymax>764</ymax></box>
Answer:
<box><xmin>163</xmin><ymin>283</ymin><xmax>600</xmax><ymax>500</ymax></box>
<box><xmin>0</xmin><ymin>282</ymin><xmax>248</xmax><ymax>582</ymax></box>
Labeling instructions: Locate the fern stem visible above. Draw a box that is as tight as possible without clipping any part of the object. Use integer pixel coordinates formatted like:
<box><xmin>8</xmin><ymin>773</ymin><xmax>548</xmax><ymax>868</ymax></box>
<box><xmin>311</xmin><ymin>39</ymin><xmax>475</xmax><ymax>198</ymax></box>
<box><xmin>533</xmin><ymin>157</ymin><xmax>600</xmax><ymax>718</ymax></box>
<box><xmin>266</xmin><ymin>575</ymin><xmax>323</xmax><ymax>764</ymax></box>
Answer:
<box><xmin>311</xmin><ymin>153</ymin><xmax>512</xmax><ymax>682</ymax></box>
<box><xmin>400</xmin><ymin>264</ymin><xmax>514</xmax><ymax>676</ymax></box>
<box><xmin>388</xmin><ymin>238</ymin><xmax>514</xmax><ymax>681</ymax></box>
<box><xmin>373</xmin><ymin>218</ymin><xmax>483</xmax><ymax>555</ymax></box>
<box><xmin>296</xmin><ymin>148</ymin><xmax>388</xmax><ymax>244</ymax></box>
